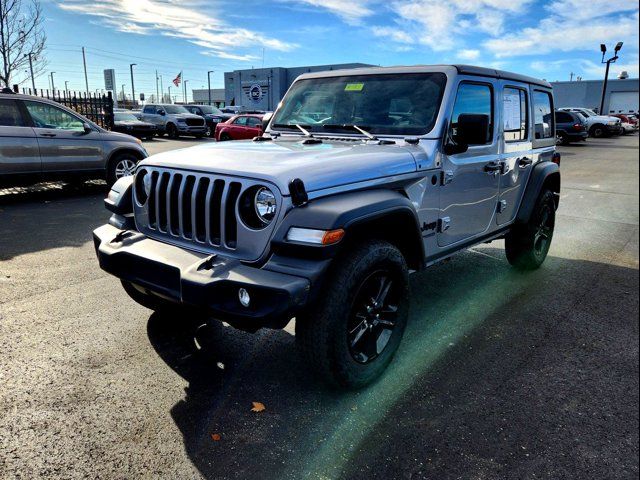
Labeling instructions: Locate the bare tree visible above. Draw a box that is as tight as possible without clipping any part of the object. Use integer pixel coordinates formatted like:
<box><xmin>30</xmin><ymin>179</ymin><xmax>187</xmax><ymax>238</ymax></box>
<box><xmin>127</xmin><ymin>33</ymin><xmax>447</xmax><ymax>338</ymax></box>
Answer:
<box><xmin>0</xmin><ymin>0</ymin><xmax>46</xmax><ymax>89</ymax></box>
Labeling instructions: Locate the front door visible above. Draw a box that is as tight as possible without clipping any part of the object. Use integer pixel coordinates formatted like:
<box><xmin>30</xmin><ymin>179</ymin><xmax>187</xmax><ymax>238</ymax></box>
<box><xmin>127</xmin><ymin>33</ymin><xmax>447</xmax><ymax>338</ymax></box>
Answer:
<box><xmin>497</xmin><ymin>84</ymin><xmax>533</xmax><ymax>225</ymax></box>
<box><xmin>438</xmin><ymin>81</ymin><xmax>501</xmax><ymax>247</ymax></box>
<box><xmin>23</xmin><ymin>100</ymin><xmax>104</xmax><ymax>173</ymax></box>
<box><xmin>0</xmin><ymin>98</ymin><xmax>41</xmax><ymax>176</ymax></box>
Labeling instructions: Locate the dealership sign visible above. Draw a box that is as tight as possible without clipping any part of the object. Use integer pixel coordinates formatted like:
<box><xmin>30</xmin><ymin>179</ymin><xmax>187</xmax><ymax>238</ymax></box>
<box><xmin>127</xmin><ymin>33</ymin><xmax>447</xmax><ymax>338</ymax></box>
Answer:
<box><xmin>248</xmin><ymin>83</ymin><xmax>263</xmax><ymax>103</ymax></box>
<box><xmin>104</xmin><ymin>69</ymin><xmax>116</xmax><ymax>92</ymax></box>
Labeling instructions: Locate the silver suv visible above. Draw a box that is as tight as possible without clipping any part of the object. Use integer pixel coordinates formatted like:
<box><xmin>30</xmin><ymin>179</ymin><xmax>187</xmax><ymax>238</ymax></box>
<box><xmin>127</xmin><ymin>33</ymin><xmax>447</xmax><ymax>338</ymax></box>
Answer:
<box><xmin>0</xmin><ymin>91</ymin><xmax>147</xmax><ymax>187</ymax></box>
<box><xmin>139</xmin><ymin>104</ymin><xmax>207</xmax><ymax>139</ymax></box>
<box><xmin>94</xmin><ymin>65</ymin><xmax>561</xmax><ymax>388</ymax></box>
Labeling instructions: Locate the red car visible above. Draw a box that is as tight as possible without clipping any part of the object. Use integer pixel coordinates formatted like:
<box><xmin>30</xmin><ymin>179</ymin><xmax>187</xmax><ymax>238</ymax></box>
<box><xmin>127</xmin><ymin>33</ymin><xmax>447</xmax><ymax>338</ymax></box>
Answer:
<box><xmin>215</xmin><ymin>114</ymin><xmax>264</xmax><ymax>141</ymax></box>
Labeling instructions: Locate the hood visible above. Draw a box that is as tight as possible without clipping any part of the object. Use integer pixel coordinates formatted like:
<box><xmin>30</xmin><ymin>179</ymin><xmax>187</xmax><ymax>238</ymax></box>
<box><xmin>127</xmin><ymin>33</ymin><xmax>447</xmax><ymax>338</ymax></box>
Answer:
<box><xmin>115</xmin><ymin>120</ymin><xmax>154</xmax><ymax>126</ymax></box>
<box><xmin>172</xmin><ymin>113</ymin><xmax>203</xmax><ymax>120</ymax></box>
<box><xmin>139</xmin><ymin>137</ymin><xmax>420</xmax><ymax>194</ymax></box>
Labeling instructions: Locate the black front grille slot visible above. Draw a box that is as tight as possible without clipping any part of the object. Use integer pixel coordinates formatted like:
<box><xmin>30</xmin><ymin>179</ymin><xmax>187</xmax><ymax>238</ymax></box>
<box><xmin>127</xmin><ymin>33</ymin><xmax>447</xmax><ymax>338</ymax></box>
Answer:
<box><xmin>147</xmin><ymin>171</ymin><xmax>159</xmax><ymax>228</ymax></box>
<box><xmin>181</xmin><ymin>175</ymin><xmax>196</xmax><ymax>239</ymax></box>
<box><xmin>194</xmin><ymin>177</ymin><xmax>209</xmax><ymax>242</ymax></box>
<box><xmin>208</xmin><ymin>179</ymin><xmax>225</xmax><ymax>245</ymax></box>
<box><xmin>157</xmin><ymin>172</ymin><xmax>170</xmax><ymax>232</ymax></box>
<box><xmin>168</xmin><ymin>174</ymin><xmax>182</xmax><ymax>236</ymax></box>
<box><xmin>224</xmin><ymin>182</ymin><xmax>241</xmax><ymax>249</ymax></box>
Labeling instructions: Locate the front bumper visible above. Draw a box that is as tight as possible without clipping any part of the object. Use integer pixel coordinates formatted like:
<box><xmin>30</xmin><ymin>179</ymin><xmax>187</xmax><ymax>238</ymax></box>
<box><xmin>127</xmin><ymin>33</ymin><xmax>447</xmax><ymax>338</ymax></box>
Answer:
<box><xmin>93</xmin><ymin>224</ymin><xmax>310</xmax><ymax>329</ymax></box>
<box><xmin>176</xmin><ymin>124</ymin><xmax>207</xmax><ymax>135</ymax></box>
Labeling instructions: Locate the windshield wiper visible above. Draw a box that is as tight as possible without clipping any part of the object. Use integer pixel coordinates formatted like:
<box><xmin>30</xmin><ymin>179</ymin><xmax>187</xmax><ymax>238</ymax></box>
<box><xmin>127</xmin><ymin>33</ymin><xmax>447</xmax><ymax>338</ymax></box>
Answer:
<box><xmin>272</xmin><ymin>123</ymin><xmax>322</xmax><ymax>144</ymax></box>
<box><xmin>322</xmin><ymin>124</ymin><xmax>396</xmax><ymax>144</ymax></box>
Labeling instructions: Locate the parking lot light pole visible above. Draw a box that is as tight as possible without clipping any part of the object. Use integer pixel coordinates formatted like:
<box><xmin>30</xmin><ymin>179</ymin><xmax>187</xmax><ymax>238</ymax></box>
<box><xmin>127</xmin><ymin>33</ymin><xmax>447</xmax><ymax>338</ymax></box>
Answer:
<box><xmin>130</xmin><ymin>64</ymin><xmax>137</xmax><ymax>105</ymax></box>
<box><xmin>184</xmin><ymin>80</ymin><xmax>189</xmax><ymax>104</ymax></box>
<box><xmin>24</xmin><ymin>53</ymin><xmax>36</xmax><ymax>92</ymax></box>
<box><xmin>50</xmin><ymin>72</ymin><xmax>56</xmax><ymax>93</ymax></box>
<box><xmin>168</xmin><ymin>86</ymin><xmax>172</xmax><ymax>104</ymax></box>
<box><xmin>207</xmin><ymin>71</ymin><xmax>214</xmax><ymax>105</ymax></box>
<box><xmin>599</xmin><ymin>42</ymin><xmax>623</xmax><ymax>115</ymax></box>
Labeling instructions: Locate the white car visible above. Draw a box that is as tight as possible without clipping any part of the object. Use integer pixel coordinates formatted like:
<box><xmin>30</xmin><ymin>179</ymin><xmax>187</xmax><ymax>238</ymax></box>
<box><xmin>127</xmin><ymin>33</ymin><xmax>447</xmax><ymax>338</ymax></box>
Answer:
<box><xmin>558</xmin><ymin>108</ymin><xmax>621</xmax><ymax>137</ymax></box>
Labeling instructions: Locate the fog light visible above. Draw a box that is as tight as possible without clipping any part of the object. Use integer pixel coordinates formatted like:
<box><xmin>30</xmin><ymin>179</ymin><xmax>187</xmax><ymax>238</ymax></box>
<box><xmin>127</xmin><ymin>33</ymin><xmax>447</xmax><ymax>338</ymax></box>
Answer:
<box><xmin>238</xmin><ymin>288</ymin><xmax>251</xmax><ymax>307</ymax></box>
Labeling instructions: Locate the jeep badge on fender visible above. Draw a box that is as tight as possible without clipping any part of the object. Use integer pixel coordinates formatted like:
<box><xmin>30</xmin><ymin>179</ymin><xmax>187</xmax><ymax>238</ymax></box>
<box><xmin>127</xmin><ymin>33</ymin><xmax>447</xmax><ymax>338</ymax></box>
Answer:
<box><xmin>93</xmin><ymin>65</ymin><xmax>560</xmax><ymax>388</ymax></box>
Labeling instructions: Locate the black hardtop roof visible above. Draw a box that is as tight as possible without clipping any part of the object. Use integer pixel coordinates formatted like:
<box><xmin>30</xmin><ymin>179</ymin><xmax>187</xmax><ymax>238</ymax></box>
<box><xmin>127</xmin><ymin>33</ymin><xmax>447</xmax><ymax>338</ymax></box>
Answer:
<box><xmin>453</xmin><ymin>64</ymin><xmax>552</xmax><ymax>89</ymax></box>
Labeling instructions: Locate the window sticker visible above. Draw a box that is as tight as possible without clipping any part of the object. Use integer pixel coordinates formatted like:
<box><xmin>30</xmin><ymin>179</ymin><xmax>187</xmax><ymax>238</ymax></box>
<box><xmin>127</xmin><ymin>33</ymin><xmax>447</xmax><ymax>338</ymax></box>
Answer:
<box><xmin>344</xmin><ymin>83</ymin><xmax>364</xmax><ymax>92</ymax></box>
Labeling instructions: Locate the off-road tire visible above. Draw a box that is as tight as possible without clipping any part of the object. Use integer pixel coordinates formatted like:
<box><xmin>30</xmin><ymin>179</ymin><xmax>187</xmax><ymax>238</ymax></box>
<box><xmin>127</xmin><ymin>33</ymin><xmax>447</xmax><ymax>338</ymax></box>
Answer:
<box><xmin>296</xmin><ymin>240</ymin><xmax>410</xmax><ymax>389</ymax></box>
<box><xmin>505</xmin><ymin>189</ymin><xmax>556</xmax><ymax>270</ymax></box>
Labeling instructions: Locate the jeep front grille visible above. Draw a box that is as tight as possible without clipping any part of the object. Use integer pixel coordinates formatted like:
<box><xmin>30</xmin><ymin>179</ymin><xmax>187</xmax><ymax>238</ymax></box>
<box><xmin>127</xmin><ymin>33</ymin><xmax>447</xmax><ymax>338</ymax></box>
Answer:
<box><xmin>133</xmin><ymin>167</ymin><xmax>281</xmax><ymax>261</ymax></box>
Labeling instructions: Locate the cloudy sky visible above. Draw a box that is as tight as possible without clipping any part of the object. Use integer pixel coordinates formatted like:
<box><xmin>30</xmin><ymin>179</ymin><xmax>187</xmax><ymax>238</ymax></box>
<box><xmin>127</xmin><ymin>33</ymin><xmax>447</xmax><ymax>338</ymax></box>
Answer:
<box><xmin>29</xmin><ymin>0</ymin><xmax>639</xmax><ymax>98</ymax></box>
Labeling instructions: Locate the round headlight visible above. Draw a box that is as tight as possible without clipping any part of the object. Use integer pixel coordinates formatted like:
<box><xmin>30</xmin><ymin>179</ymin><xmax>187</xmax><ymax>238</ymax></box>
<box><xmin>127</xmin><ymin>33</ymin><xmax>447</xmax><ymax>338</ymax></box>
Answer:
<box><xmin>135</xmin><ymin>169</ymin><xmax>150</xmax><ymax>204</ymax></box>
<box><xmin>255</xmin><ymin>187</ymin><xmax>277</xmax><ymax>224</ymax></box>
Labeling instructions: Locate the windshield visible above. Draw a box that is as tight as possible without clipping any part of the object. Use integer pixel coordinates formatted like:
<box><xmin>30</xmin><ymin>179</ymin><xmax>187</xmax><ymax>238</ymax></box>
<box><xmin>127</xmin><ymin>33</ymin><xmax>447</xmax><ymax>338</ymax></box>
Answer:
<box><xmin>580</xmin><ymin>109</ymin><xmax>595</xmax><ymax>117</ymax></box>
<box><xmin>271</xmin><ymin>73</ymin><xmax>447</xmax><ymax>136</ymax></box>
<box><xmin>115</xmin><ymin>112</ymin><xmax>138</xmax><ymax>121</ymax></box>
<box><xmin>199</xmin><ymin>105</ymin><xmax>223</xmax><ymax>115</ymax></box>
<box><xmin>163</xmin><ymin>105</ymin><xmax>189</xmax><ymax>114</ymax></box>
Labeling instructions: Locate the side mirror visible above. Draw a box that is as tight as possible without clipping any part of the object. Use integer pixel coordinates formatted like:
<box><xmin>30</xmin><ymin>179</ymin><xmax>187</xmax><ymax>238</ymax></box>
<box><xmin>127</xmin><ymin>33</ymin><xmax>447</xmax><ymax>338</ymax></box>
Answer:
<box><xmin>83</xmin><ymin>122</ymin><xmax>93</xmax><ymax>134</ymax></box>
<box><xmin>445</xmin><ymin>114</ymin><xmax>490</xmax><ymax>155</ymax></box>
<box><xmin>262</xmin><ymin>111</ymin><xmax>274</xmax><ymax>131</ymax></box>
<box><xmin>157</xmin><ymin>110</ymin><xmax>166</xmax><ymax>116</ymax></box>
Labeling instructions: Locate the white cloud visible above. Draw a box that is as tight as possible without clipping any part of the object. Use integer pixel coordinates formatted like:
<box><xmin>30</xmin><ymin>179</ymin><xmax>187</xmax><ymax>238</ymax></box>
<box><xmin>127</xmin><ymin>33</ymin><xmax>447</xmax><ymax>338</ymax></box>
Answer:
<box><xmin>544</xmin><ymin>0</ymin><xmax>639</xmax><ymax>21</ymax></box>
<box><xmin>288</xmin><ymin>0</ymin><xmax>373</xmax><ymax>24</ymax></box>
<box><xmin>484</xmin><ymin>11</ymin><xmax>639</xmax><ymax>58</ymax></box>
<box><xmin>58</xmin><ymin>0</ymin><xmax>297</xmax><ymax>61</ymax></box>
<box><xmin>457</xmin><ymin>49</ymin><xmax>481</xmax><ymax>61</ymax></box>
<box><xmin>372</xmin><ymin>0</ymin><xmax>533</xmax><ymax>52</ymax></box>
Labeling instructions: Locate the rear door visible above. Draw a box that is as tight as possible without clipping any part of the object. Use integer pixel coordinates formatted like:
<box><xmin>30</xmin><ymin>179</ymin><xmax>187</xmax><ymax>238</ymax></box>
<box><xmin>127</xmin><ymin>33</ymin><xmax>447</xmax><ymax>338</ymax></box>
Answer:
<box><xmin>497</xmin><ymin>83</ymin><xmax>533</xmax><ymax>226</ymax></box>
<box><xmin>438</xmin><ymin>80</ymin><xmax>501</xmax><ymax>247</ymax></box>
<box><xmin>23</xmin><ymin>100</ymin><xmax>105</xmax><ymax>173</ymax></box>
<box><xmin>0</xmin><ymin>98</ymin><xmax>41</xmax><ymax>175</ymax></box>
<box><xmin>244</xmin><ymin>116</ymin><xmax>263</xmax><ymax>139</ymax></box>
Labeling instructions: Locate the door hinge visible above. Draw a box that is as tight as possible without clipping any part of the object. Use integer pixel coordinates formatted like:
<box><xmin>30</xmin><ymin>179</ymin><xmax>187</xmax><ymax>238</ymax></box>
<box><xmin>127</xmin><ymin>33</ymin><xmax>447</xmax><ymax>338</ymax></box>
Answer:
<box><xmin>438</xmin><ymin>217</ymin><xmax>452</xmax><ymax>232</ymax></box>
<box><xmin>497</xmin><ymin>200</ymin><xmax>508</xmax><ymax>213</ymax></box>
<box><xmin>441</xmin><ymin>170</ymin><xmax>454</xmax><ymax>185</ymax></box>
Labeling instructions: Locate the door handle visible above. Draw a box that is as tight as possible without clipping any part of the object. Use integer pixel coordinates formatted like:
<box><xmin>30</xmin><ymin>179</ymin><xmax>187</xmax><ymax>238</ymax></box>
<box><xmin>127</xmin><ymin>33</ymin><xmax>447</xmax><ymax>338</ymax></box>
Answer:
<box><xmin>40</xmin><ymin>132</ymin><xmax>57</xmax><ymax>138</ymax></box>
<box><xmin>484</xmin><ymin>161</ymin><xmax>502</xmax><ymax>173</ymax></box>
<box><xmin>518</xmin><ymin>157</ymin><xmax>533</xmax><ymax>167</ymax></box>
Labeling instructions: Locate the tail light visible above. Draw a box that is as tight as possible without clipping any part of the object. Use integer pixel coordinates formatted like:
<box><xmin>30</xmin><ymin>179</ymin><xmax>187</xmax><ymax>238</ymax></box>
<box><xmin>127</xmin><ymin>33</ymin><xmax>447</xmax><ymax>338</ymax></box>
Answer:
<box><xmin>552</xmin><ymin>152</ymin><xmax>561</xmax><ymax>167</ymax></box>
<box><xmin>572</xmin><ymin>123</ymin><xmax>584</xmax><ymax>131</ymax></box>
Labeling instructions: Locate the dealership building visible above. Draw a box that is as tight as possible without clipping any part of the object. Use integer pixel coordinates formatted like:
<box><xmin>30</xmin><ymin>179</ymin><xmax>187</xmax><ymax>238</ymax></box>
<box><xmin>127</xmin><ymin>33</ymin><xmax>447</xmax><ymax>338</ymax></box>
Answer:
<box><xmin>214</xmin><ymin>63</ymin><xmax>374</xmax><ymax>111</ymax></box>
<box><xmin>551</xmin><ymin>76</ymin><xmax>639</xmax><ymax>114</ymax></box>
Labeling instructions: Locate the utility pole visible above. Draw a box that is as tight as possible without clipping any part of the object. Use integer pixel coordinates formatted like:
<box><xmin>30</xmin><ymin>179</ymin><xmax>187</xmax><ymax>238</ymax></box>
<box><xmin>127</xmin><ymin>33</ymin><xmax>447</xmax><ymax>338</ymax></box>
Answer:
<box><xmin>24</xmin><ymin>53</ymin><xmax>36</xmax><ymax>92</ymax></box>
<box><xmin>50</xmin><ymin>72</ymin><xmax>56</xmax><ymax>93</ymax></box>
<box><xmin>207</xmin><ymin>70</ymin><xmax>214</xmax><ymax>105</ymax></box>
<box><xmin>130</xmin><ymin>63</ymin><xmax>137</xmax><ymax>105</ymax></box>
<box><xmin>155</xmin><ymin>70</ymin><xmax>159</xmax><ymax>101</ymax></box>
<box><xmin>599</xmin><ymin>42</ymin><xmax>623</xmax><ymax>115</ymax></box>
<box><xmin>159</xmin><ymin>74</ymin><xmax>164</xmax><ymax>102</ymax></box>
<box><xmin>82</xmin><ymin>47</ymin><xmax>90</xmax><ymax>94</ymax></box>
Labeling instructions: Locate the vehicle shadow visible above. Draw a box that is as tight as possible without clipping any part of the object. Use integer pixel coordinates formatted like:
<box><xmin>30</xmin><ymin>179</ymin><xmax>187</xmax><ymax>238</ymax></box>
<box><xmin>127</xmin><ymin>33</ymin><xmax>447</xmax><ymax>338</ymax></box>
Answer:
<box><xmin>144</xmin><ymin>245</ymin><xmax>638</xmax><ymax>480</ymax></box>
<box><xmin>0</xmin><ymin>181</ymin><xmax>107</xmax><ymax>260</ymax></box>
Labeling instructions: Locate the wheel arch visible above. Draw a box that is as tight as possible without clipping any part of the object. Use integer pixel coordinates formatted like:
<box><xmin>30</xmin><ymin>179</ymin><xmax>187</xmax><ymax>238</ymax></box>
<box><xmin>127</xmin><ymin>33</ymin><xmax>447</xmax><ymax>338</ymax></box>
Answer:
<box><xmin>515</xmin><ymin>161</ymin><xmax>560</xmax><ymax>224</ymax></box>
<box><xmin>272</xmin><ymin>189</ymin><xmax>425</xmax><ymax>271</ymax></box>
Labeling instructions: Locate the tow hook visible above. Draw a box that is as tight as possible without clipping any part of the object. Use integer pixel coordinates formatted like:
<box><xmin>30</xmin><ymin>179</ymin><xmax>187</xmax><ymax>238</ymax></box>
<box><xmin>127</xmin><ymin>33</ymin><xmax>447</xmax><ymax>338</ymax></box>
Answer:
<box><xmin>111</xmin><ymin>230</ymin><xmax>134</xmax><ymax>244</ymax></box>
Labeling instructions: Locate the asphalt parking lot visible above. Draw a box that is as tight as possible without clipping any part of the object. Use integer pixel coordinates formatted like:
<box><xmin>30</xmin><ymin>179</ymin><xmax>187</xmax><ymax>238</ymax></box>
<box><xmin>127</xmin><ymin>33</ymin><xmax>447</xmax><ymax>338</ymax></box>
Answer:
<box><xmin>0</xmin><ymin>134</ymin><xmax>638</xmax><ymax>479</ymax></box>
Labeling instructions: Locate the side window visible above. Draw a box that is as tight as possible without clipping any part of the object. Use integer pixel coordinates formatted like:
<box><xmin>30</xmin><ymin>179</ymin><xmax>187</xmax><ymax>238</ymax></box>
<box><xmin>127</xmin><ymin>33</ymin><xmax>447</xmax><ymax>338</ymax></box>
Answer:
<box><xmin>143</xmin><ymin>105</ymin><xmax>153</xmax><ymax>114</ymax></box>
<box><xmin>503</xmin><ymin>87</ymin><xmax>528</xmax><ymax>142</ymax></box>
<box><xmin>451</xmin><ymin>83</ymin><xmax>493</xmax><ymax>145</ymax></box>
<box><xmin>24</xmin><ymin>101</ymin><xmax>84</xmax><ymax>131</ymax></box>
<box><xmin>246</xmin><ymin>117</ymin><xmax>262</xmax><ymax>127</ymax></box>
<box><xmin>233</xmin><ymin>116</ymin><xmax>247</xmax><ymax>126</ymax></box>
<box><xmin>0</xmin><ymin>99</ymin><xmax>27</xmax><ymax>127</ymax></box>
<box><xmin>533</xmin><ymin>91</ymin><xmax>554</xmax><ymax>139</ymax></box>
<box><xmin>555</xmin><ymin>112</ymin><xmax>572</xmax><ymax>124</ymax></box>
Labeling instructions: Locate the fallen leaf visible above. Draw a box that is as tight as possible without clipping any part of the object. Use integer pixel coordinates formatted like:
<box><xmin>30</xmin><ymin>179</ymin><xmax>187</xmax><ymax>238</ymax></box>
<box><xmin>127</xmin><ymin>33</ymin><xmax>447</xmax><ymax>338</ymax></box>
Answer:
<box><xmin>251</xmin><ymin>402</ymin><xmax>266</xmax><ymax>413</ymax></box>
<box><xmin>210</xmin><ymin>433</ymin><xmax>221</xmax><ymax>441</ymax></box>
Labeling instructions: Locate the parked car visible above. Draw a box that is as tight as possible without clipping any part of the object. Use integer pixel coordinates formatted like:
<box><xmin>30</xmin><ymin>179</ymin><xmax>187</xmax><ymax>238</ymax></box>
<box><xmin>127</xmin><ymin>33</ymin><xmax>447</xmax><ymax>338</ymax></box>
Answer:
<box><xmin>0</xmin><ymin>91</ymin><xmax>147</xmax><ymax>187</ymax></box>
<box><xmin>555</xmin><ymin>110</ymin><xmax>588</xmax><ymax>145</ymax></box>
<box><xmin>611</xmin><ymin>114</ymin><xmax>639</xmax><ymax>134</ymax></box>
<box><xmin>139</xmin><ymin>104</ymin><xmax>207</xmax><ymax>139</ymax></box>
<box><xmin>94</xmin><ymin>65</ymin><xmax>561</xmax><ymax>388</ymax></box>
<box><xmin>183</xmin><ymin>104</ymin><xmax>233</xmax><ymax>137</ymax></box>
<box><xmin>215</xmin><ymin>114</ymin><xmax>264</xmax><ymax>141</ymax></box>
<box><xmin>220</xmin><ymin>106</ymin><xmax>243</xmax><ymax>115</ymax></box>
<box><xmin>558</xmin><ymin>107</ymin><xmax>621</xmax><ymax>137</ymax></box>
<box><xmin>112</xmin><ymin>111</ymin><xmax>159</xmax><ymax>140</ymax></box>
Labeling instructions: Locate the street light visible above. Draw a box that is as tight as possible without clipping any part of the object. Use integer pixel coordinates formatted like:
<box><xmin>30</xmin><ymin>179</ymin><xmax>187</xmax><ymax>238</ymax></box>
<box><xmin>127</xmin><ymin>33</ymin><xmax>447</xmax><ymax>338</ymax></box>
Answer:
<box><xmin>49</xmin><ymin>72</ymin><xmax>56</xmax><ymax>93</ymax></box>
<box><xmin>24</xmin><ymin>52</ymin><xmax>36</xmax><ymax>92</ymax></box>
<box><xmin>130</xmin><ymin>63</ymin><xmax>137</xmax><ymax>104</ymax></box>
<box><xmin>599</xmin><ymin>42</ymin><xmax>623</xmax><ymax>114</ymax></box>
<box><xmin>207</xmin><ymin>70</ymin><xmax>214</xmax><ymax>105</ymax></box>
<box><xmin>168</xmin><ymin>86</ymin><xmax>172</xmax><ymax>104</ymax></box>
<box><xmin>184</xmin><ymin>79</ymin><xmax>189</xmax><ymax>104</ymax></box>
<box><xmin>65</xmin><ymin>81</ymin><xmax>69</xmax><ymax>95</ymax></box>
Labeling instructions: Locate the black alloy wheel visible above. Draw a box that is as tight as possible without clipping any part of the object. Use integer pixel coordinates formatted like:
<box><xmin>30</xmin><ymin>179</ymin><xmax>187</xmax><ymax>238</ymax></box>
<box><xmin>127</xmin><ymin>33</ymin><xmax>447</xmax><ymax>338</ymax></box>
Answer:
<box><xmin>347</xmin><ymin>269</ymin><xmax>401</xmax><ymax>364</ymax></box>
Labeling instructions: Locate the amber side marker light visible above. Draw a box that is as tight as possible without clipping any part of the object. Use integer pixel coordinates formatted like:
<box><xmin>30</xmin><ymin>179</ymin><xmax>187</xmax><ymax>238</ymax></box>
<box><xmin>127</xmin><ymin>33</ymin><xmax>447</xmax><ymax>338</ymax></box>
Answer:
<box><xmin>552</xmin><ymin>152</ymin><xmax>561</xmax><ymax>166</ymax></box>
<box><xmin>286</xmin><ymin>227</ymin><xmax>345</xmax><ymax>245</ymax></box>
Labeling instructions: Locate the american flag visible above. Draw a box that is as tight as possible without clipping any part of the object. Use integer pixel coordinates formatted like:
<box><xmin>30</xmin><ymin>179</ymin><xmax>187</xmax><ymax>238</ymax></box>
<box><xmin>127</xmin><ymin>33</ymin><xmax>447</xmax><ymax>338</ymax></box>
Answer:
<box><xmin>172</xmin><ymin>72</ymin><xmax>182</xmax><ymax>87</ymax></box>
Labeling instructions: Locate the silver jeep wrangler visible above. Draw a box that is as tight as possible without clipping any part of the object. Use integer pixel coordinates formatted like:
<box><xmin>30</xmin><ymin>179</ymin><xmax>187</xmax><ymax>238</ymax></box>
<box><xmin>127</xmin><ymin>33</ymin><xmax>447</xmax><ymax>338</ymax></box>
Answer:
<box><xmin>93</xmin><ymin>65</ymin><xmax>560</xmax><ymax>388</ymax></box>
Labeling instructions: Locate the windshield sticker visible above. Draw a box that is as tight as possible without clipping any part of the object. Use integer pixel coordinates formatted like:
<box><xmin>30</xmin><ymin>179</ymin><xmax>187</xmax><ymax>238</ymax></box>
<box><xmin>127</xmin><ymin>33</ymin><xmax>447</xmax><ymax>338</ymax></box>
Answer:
<box><xmin>344</xmin><ymin>83</ymin><xmax>364</xmax><ymax>92</ymax></box>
